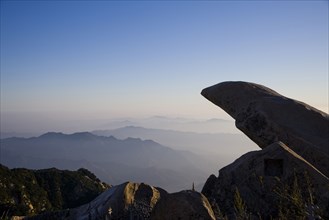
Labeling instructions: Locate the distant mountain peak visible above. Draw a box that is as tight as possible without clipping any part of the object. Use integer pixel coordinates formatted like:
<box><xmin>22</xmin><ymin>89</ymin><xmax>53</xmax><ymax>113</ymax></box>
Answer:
<box><xmin>39</xmin><ymin>132</ymin><xmax>65</xmax><ymax>138</ymax></box>
<box><xmin>70</xmin><ymin>132</ymin><xmax>97</xmax><ymax>139</ymax></box>
<box><xmin>124</xmin><ymin>137</ymin><xmax>142</xmax><ymax>142</ymax></box>
<box><xmin>39</xmin><ymin>132</ymin><xmax>101</xmax><ymax>140</ymax></box>
<box><xmin>205</xmin><ymin>118</ymin><xmax>230</xmax><ymax>123</ymax></box>
<box><xmin>124</xmin><ymin>125</ymin><xmax>142</xmax><ymax>129</ymax></box>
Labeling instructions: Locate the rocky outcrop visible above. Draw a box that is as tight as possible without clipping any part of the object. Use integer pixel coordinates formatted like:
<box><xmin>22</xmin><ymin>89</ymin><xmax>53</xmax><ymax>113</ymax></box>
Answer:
<box><xmin>26</xmin><ymin>182</ymin><xmax>165</xmax><ymax>219</ymax></box>
<box><xmin>201</xmin><ymin>81</ymin><xmax>329</xmax><ymax>176</ymax></box>
<box><xmin>151</xmin><ymin>190</ymin><xmax>216</xmax><ymax>220</ymax></box>
<box><xmin>201</xmin><ymin>81</ymin><xmax>329</xmax><ymax>219</ymax></box>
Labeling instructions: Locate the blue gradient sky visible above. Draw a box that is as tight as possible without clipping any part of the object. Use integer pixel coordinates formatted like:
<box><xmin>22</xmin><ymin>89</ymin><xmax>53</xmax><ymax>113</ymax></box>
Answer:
<box><xmin>1</xmin><ymin>1</ymin><xmax>328</xmax><ymax>132</ymax></box>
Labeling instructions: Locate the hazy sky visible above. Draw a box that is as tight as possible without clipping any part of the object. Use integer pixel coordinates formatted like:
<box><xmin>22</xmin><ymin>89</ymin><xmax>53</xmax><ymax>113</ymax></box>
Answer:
<box><xmin>1</xmin><ymin>1</ymin><xmax>328</xmax><ymax>133</ymax></box>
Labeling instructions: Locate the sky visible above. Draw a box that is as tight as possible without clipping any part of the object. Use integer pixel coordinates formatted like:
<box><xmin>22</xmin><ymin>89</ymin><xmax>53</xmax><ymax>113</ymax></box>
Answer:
<box><xmin>1</xmin><ymin>1</ymin><xmax>328</xmax><ymax>133</ymax></box>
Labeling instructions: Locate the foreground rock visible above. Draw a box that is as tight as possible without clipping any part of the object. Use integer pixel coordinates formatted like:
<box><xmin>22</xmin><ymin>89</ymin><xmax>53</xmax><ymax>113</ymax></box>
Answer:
<box><xmin>151</xmin><ymin>190</ymin><xmax>216</xmax><ymax>220</ymax></box>
<box><xmin>202</xmin><ymin>142</ymin><xmax>329</xmax><ymax>219</ymax></box>
<box><xmin>27</xmin><ymin>182</ymin><xmax>216</xmax><ymax>220</ymax></box>
<box><xmin>27</xmin><ymin>182</ymin><xmax>164</xmax><ymax>219</ymax></box>
<box><xmin>201</xmin><ymin>81</ymin><xmax>329</xmax><ymax>176</ymax></box>
<box><xmin>201</xmin><ymin>81</ymin><xmax>329</xmax><ymax>219</ymax></box>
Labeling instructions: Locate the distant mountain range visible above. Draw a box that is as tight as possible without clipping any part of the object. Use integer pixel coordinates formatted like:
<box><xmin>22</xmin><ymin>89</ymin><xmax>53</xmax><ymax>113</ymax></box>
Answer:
<box><xmin>98</xmin><ymin>116</ymin><xmax>239</xmax><ymax>134</ymax></box>
<box><xmin>0</xmin><ymin>115</ymin><xmax>239</xmax><ymax>138</ymax></box>
<box><xmin>93</xmin><ymin>126</ymin><xmax>258</xmax><ymax>165</ymax></box>
<box><xmin>0</xmin><ymin>132</ymin><xmax>213</xmax><ymax>192</ymax></box>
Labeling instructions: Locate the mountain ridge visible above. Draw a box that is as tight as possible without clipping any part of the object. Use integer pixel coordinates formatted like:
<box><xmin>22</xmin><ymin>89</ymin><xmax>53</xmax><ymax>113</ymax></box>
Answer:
<box><xmin>1</xmin><ymin>132</ymin><xmax>210</xmax><ymax>192</ymax></box>
<box><xmin>92</xmin><ymin>125</ymin><xmax>258</xmax><ymax>164</ymax></box>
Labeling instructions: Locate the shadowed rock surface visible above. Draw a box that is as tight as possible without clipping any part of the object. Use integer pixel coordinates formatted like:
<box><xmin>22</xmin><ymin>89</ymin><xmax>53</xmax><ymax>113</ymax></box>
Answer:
<box><xmin>202</xmin><ymin>142</ymin><xmax>329</xmax><ymax>218</ymax></box>
<box><xmin>201</xmin><ymin>81</ymin><xmax>329</xmax><ymax>176</ymax></box>
<box><xmin>151</xmin><ymin>190</ymin><xmax>216</xmax><ymax>220</ymax></box>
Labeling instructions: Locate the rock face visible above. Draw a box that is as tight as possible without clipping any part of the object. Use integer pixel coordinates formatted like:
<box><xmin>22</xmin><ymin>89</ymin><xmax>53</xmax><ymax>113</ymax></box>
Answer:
<box><xmin>201</xmin><ymin>81</ymin><xmax>329</xmax><ymax>176</ymax></box>
<box><xmin>201</xmin><ymin>81</ymin><xmax>329</xmax><ymax>219</ymax></box>
<box><xmin>151</xmin><ymin>190</ymin><xmax>216</xmax><ymax>220</ymax></box>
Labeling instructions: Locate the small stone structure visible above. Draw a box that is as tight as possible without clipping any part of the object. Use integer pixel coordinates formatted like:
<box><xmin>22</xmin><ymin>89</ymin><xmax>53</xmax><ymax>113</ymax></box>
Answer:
<box><xmin>264</xmin><ymin>158</ymin><xmax>283</xmax><ymax>177</ymax></box>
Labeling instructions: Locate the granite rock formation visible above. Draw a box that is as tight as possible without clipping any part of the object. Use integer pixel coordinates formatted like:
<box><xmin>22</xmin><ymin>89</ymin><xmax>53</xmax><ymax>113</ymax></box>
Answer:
<box><xmin>201</xmin><ymin>81</ymin><xmax>329</xmax><ymax>219</ymax></box>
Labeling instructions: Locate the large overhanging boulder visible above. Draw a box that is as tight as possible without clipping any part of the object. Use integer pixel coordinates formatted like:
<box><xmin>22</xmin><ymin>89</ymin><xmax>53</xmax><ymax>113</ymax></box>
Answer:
<box><xmin>201</xmin><ymin>81</ymin><xmax>329</xmax><ymax>176</ymax></box>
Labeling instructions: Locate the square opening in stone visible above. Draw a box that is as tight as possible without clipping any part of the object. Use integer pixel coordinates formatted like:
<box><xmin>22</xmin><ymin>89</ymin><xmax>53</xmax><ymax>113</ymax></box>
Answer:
<box><xmin>264</xmin><ymin>159</ymin><xmax>283</xmax><ymax>177</ymax></box>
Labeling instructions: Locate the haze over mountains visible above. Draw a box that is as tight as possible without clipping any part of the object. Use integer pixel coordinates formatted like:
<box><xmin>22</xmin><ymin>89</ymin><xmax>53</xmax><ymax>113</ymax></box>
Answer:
<box><xmin>98</xmin><ymin>116</ymin><xmax>239</xmax><ymax>134</ymax></box>
<box><xmin>1</xmin><ymin>132</ymin><xmax>209</xmax><ymax>192</ymax></box>
<box><xmin>0</xmin><ymin>116</ymin><xmax>239</xmax><ymax>138</ymax></box>
<box><xmin>0</xmin><ymin>116</ymin><xmax>258</xmax><ymax>192</ymax></box>
<box><xmin>93</xmin><ymin>125</ymin><xmax>258</xmax><ymax>165</ymax></box>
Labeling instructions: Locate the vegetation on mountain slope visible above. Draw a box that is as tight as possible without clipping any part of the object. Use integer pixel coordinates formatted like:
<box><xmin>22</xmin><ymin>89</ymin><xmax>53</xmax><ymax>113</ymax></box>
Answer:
<box><xmin>0</xmin><ymin>164</ymin><xmax>110</xmax><ymax>218</ymax></box>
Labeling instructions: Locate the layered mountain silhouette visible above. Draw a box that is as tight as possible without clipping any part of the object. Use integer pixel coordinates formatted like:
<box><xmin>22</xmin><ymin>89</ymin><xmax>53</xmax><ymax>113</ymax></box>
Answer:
<box><xmin>93</xmin><ymin>126</ymin><xmax>258</xmax><ymax>164</ymax></box>
<box><xmin>1</xmin><ymin>132</ymin><xmax>209</xmax><ymax>192</ymax></box>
